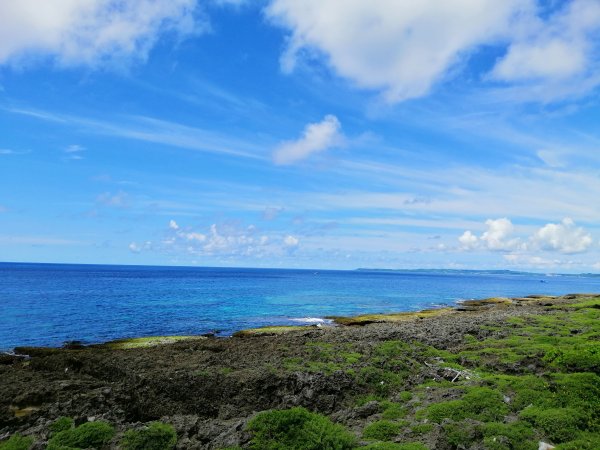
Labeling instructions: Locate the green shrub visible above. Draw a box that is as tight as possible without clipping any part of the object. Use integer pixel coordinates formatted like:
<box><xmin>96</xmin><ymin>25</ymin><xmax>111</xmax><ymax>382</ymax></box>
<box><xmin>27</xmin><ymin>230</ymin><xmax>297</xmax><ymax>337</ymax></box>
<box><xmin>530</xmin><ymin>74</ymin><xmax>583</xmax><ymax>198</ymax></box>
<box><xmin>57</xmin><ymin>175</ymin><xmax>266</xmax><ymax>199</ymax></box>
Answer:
<box><xmin>50</xmin><ymin>417</ymin><xmax>75</xmax><ymax>434</ymax></box>
<box><xmin>520</xmin><ymin>407</ymin><xmax>584</xmax><ymax>443</ymax></box>
<box><xmin>425</xmin><ymin>400</ymin><xmax>465</xmax><ymax>423</ymax></box>
<box><xmin>120</xmin><ymin>422</ymin><xmax>177</xmax><ymax>450</ymax></box>
<box><xmin>551</xmin><ymin>372</ymin><xmax>600</xmax><ymax>412</ymax></box>
<box><xmin>442</xmin><ymin>421</ymin><xmax>481</xmax><ymax>448</ymax></box>
<box><xmin>461</xmin><ymin>387</ymin><xmax>508</xmax><ymax>421</ymax></box>
<box><xmin>482</xmin><ymin>421</ymin><xmax>537</xmax><ymax>450</ymax></box>
<box><xmin>47</xmin><ymin>421</ymin><xmax>114</xmax><ymax>450</ymax></box>
<box><xmin>397</xmin><ymin>391</ymin><xmax>413</xmax><ymax>402</ymax></box>
<box><xmin>363</xmin><ymin>420</ymin><xmax>401</xmax><ymax>441</ymax></box>
<box><xmin>410</xmin><ymin>424</ymin><xmax>433</xmax><ymax>435</ymax></box>
<box><xmin>0</xmin><ymin>434</ymin><xmax>33</xmax><ymax>450</ymax></box>
<box><xmin>362</xmin><ymin>443</ymin><xmax>428</xmax><ymax>450</ymax></box>
<box><xmin>548</xmin><ymin>345</ymin><xmax>600</xmax><ymax>373</ymax></box>
<box><xmin>556</xmin><ymin>432</ymin><xmax>600</xmax><ymax>449</ymax></box>
<box><xmin>246</xmin><ymin>407</ymin><xmax>355</xmax><ymax>450</ymax></box>
<box><xmin>381</xmin><ymin>402</ymin><xmax>407</xmax><ymax>420</ymax></box>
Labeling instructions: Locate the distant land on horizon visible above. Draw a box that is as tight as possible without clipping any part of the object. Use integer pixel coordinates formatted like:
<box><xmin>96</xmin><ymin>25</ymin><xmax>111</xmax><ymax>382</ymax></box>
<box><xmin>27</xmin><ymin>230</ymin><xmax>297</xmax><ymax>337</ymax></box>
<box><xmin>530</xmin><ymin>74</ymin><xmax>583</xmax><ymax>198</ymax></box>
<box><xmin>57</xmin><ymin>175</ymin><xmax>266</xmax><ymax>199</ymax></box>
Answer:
<box><xmin>2</xmin><ymin>261</ymin><xmax>600</xmax><ymax>277</ymax></box>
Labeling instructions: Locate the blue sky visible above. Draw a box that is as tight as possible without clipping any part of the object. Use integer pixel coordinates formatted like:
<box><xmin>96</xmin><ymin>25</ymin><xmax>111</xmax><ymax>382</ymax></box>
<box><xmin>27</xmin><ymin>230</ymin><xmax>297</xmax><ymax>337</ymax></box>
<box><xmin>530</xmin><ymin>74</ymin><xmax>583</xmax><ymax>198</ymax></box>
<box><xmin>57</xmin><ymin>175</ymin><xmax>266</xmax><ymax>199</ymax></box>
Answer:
<box><xmin>1</xmin><ymin>0</ymin><xmax>600</xmax><ymax>271</ymax></box>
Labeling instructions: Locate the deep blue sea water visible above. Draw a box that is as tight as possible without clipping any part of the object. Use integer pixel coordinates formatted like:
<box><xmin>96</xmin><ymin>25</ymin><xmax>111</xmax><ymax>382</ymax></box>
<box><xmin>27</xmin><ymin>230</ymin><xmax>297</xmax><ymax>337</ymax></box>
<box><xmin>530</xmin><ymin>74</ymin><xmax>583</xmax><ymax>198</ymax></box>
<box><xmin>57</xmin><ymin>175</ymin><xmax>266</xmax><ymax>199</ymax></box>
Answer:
<box><xmin>2</xmin><ymin>262</ymin><xmax>600</xmax><ymax>351</ymax></box>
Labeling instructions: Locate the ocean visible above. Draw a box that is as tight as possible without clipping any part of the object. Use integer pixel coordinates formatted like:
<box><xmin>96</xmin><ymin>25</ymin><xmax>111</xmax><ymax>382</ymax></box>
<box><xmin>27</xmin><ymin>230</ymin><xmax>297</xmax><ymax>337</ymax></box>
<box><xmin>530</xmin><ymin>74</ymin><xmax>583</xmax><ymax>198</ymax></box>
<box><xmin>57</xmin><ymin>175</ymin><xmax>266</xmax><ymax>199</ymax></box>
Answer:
<box><xmin>2</xmin><ymin>262</ymin><xmax>600</xmax><ymax>351</ymax></box>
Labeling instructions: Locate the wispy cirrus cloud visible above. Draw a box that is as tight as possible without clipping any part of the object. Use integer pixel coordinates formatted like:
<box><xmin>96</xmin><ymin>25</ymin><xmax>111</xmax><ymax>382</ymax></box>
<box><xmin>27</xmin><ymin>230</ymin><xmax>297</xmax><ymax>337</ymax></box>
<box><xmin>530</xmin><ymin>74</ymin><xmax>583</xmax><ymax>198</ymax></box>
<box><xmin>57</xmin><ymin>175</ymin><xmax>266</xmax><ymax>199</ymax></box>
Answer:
<box><xmin>5</xmin><ymin>106</ymin><xmax>269</xmax><ymax>160</ymax></box>
<box><xmin>0</xmin><ymin>148</ymin><xmax>29</xmax><ymax>155</ymax></box>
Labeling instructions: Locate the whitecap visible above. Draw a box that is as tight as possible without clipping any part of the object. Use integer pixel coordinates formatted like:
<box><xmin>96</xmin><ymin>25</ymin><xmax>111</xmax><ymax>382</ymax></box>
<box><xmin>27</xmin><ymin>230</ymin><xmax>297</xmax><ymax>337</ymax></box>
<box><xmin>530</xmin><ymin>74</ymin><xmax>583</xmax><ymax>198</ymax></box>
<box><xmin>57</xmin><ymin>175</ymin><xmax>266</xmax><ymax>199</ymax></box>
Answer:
<box><xmin>289</xmin><ymin>317</ymin><xmax>333</xmax><ymax>324</ymax></box>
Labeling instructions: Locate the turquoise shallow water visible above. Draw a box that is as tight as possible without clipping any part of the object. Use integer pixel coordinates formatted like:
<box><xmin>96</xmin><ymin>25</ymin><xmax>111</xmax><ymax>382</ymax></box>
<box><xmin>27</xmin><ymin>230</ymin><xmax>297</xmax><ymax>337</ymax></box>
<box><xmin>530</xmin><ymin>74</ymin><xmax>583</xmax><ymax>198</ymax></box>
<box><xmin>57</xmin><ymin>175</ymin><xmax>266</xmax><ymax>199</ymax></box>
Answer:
<box><xmin>2</xmin><ymin>262</ymin><xmax>600</xmax><ymax>350</ymax></box>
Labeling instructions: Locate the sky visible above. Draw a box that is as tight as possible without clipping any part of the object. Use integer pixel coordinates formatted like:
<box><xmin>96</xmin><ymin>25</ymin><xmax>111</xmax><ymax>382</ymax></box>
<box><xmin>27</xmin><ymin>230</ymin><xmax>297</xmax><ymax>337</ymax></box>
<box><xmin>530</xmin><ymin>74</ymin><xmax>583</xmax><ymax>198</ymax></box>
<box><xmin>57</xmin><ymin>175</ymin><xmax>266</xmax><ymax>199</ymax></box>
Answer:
<box><xmin>1</xmin><ymin>0</ymin><xmax>600</xmax><ymax>272</ymax></box>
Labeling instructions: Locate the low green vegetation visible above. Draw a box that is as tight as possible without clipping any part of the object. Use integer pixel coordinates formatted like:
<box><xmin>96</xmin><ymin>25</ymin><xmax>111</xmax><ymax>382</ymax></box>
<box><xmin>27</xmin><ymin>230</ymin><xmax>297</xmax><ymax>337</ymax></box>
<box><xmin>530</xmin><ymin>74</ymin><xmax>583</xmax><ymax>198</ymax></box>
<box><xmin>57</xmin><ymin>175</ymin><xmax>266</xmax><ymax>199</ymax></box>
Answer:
<box><xmin>4</xmin><ymin>295</ymin><xmax>599</xmax><ymax>449</ymax></box>
<box><xmin>0</xmin><ymin>434</ymin><xmax>33</xmax><ymax>450</ymax></box>
<box><xmin>233</xmin><ymin>325</ymin><xmax>309</xmax><ymax>337</ymax></box>
<box><xmin>329</xmin><ymin>308</ymin><xmax>453</xmax><ymax>326</ymax></box>
<box><xmin>47</xmin><ymin>421</ymin><xmax>115</xmax><ymax>449</ymax></box>
<box><xmin>49</xmin><ymin>416</ymin><xmax>75</xmax><ymax>434</ymax></box>
<box><xmin>362</xmin><ymin>420</ymin><xmax>403</xmax><ymax>441</ymax></box>
<box><xmin>361</xmin><ymin>443</ymin><xmax>428</xmax><ymax>450</ymax></box>
<box><xmin>97</xmin><ymin>335</ymin><xmax>205</xmax><ymax>349</ymax></box>
<box><xmin>120</xmin><ymin>422</ymin><xmax>177</xmax><ymax>450</ymax></box>
<box><xmin>246</xmin><ymin>407</ymin><xmax>356</xmax><ymax>449</ymax></box>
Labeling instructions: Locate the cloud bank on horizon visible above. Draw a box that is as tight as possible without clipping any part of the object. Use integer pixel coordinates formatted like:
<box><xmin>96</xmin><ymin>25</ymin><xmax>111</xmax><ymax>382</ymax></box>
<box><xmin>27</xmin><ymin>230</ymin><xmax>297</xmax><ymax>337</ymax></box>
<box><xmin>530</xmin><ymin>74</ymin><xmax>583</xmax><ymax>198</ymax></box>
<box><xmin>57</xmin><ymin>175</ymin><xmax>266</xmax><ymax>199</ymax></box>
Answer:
<box><xmin>1</xmin><ymin>0</ymin><xmax>600</xmax><ymax>272</ymax></box>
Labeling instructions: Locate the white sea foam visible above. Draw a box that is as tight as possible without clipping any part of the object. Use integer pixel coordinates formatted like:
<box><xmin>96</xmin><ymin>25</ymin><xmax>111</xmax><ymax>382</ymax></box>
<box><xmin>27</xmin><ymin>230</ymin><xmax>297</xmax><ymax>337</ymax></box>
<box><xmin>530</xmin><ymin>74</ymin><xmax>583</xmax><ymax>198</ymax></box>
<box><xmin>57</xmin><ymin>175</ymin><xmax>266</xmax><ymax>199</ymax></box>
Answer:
<box><xmin>290</xmin><ymin>317</ymin><xmax>333</xmax><ymax>324</ymax></box>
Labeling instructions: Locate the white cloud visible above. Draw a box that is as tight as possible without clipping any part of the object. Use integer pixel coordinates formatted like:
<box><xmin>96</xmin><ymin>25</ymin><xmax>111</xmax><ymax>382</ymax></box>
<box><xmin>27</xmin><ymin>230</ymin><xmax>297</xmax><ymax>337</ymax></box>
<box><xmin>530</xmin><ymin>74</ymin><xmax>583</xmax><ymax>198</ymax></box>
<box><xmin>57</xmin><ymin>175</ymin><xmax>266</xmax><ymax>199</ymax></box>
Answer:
<box><xmin>503</xmin><ymin>254</ymin><xmax>561</xmax><ymax>268</ymax></box>
<box><xmin>459</xmin><ymin>217</ymin><xmax>594</xmax><ymax>259</ymax></box>
<box><xmin>266</xmin><ymin>0</ymin><xmax>527</xmax><ymax>102</ymax></box>
<box><xmin>459</xmin><ymin>218</ymin><xmax>521</xmax><ymax>251</ymax></box>
<box><xmin>64</xmin><ymin>144</ymin><xmax>84</xmax><ymax>153</ymax></box>
<box><xmin>283</xmin><ymin>235</ymin><xmax>299</xmax><ymax>247</ymax></box>
<box><xmin>490</xmin><ymin>0</ymin><xmax>600</xmax><ymax>100</ymax></box>
<box><xmin>169</xmin><ymin>219</ymin><xmax>179</xmax><ymax>230</ymax></box>
<box><xmin>97</xmin><ymin>190</ymin><xmax>129</xmax><ymax>208</ymax></box>
<box><xmin>128</xmin><ymin>241</ymin><xmax>152</xmax><ymax>253</ymax></box>
<box><xmin>0</xmin><ymin>148</ymin><xmax>29</xmax><ymax>155</ymax></box>
<box><xmin>262</xmin><ymin>206</ymin><xmax>284</xmax><ymax>221</ymax></box>
<box><xmin>531</xmin><ymin>218</ymin><xmax>593</xmax><ymax>254</ymax></box>
<box><xmin>273</xmin><ymin>114</ymin><xmax>343</xmax><ymax>165</ymax></box>
<box><xmin>493</xmin><ymin>39</ymin><xmax>586</xmax><ymax>81</ymax></box>
<box><xmin>458</xmin><ymin>230</ymin><xmax>478</xmax><ymax>250</ymax></box>
<box><xmin>185</xmin><ymin>232</ymin><xmax>206</xmax><ymax>242</ymax></box>
<box><xmin>0</xmin><ymin>0</ymin><xmax>201</xmax><ymax>67</ymax></box>
<box><xmin>480</xmin><ymin>218</ymin><xmax>519</xmax><ymax>251</ymax></box>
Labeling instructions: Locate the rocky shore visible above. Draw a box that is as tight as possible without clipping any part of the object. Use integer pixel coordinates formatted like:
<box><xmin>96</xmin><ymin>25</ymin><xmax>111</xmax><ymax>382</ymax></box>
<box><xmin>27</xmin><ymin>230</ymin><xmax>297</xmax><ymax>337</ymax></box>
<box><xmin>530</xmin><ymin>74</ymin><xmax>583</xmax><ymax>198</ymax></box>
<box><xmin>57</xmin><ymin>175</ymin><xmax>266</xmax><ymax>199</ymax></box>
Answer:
<box><xmin>1</xmin><ymin>294</ymin><xmax>599</xmax><ymax>449</ymax></box>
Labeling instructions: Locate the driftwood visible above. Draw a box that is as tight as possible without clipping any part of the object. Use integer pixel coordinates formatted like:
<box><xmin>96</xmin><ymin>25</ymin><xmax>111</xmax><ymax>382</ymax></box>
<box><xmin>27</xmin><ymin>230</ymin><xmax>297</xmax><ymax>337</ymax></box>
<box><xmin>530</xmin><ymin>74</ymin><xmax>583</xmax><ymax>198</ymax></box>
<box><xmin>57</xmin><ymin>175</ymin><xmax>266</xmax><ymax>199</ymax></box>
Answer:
<box><xmin>423</xmin><ymin>359</ymin><xmax>477</xmax><ymax>382</ymax></box>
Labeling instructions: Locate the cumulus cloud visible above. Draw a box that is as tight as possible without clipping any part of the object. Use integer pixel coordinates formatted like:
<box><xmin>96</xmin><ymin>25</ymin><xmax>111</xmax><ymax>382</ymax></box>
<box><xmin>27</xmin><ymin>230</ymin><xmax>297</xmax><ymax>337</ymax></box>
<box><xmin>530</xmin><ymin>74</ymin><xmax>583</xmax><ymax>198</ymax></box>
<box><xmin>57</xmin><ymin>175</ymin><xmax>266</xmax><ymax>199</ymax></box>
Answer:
<box><xmin>531</xmin><ymin>218</ymin><xmax>593</xmax><ymax>254</ymax></box>
<box><xmin>458</xmin><ymin>230</ymin><xmax>479</xmax><ymax>250</ymax></box>
<box><xmin>266</xmin><ymin>0</ymin><xmax>526</xmax><ymax>102</ymax></box>
<box><xmin>459</xmin><ymin>217</ymin><xmax>594</xmax><ymax>257</ymax></box>
<box><xmin>283</xmin><ymin>235</ymin><xmax>299</xmax><ymax>247</ymax></box>
<box><xmin>491</xmin><ymin>0</ymin><xmax>600</xmax><ymax>86</ymax></box>
<box><xmin>267</xmin><ymin>0</ymin><xmax>600</xmax><ymax>103</ymax></box>
<box><xmin>459</xmin><ymin>218</ymin><xmax>521</xmax><ymax>251</ymax></box>
<box><xmin>160</xmin><ymin>220</ymin><xmax>298</xmax><ymax>258</ymax></box>
<box><xmin>128</xmin><ymin>241</ymin><xmax>152</xmax><ymax>253</ymax></box>
<box><xmin>0</xmin><ymin>0</ymin><xmax>201</xmax><ymax>67</ymax></box>
<box><xmin>273</xmin><ymin>115</ymin><xmax>343</xmax><ymax>165</ymax></box>
<box><xmin>503</xmin><ymin>254</ymin><xmax>561</xmax><ymax>268</ymax></box>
